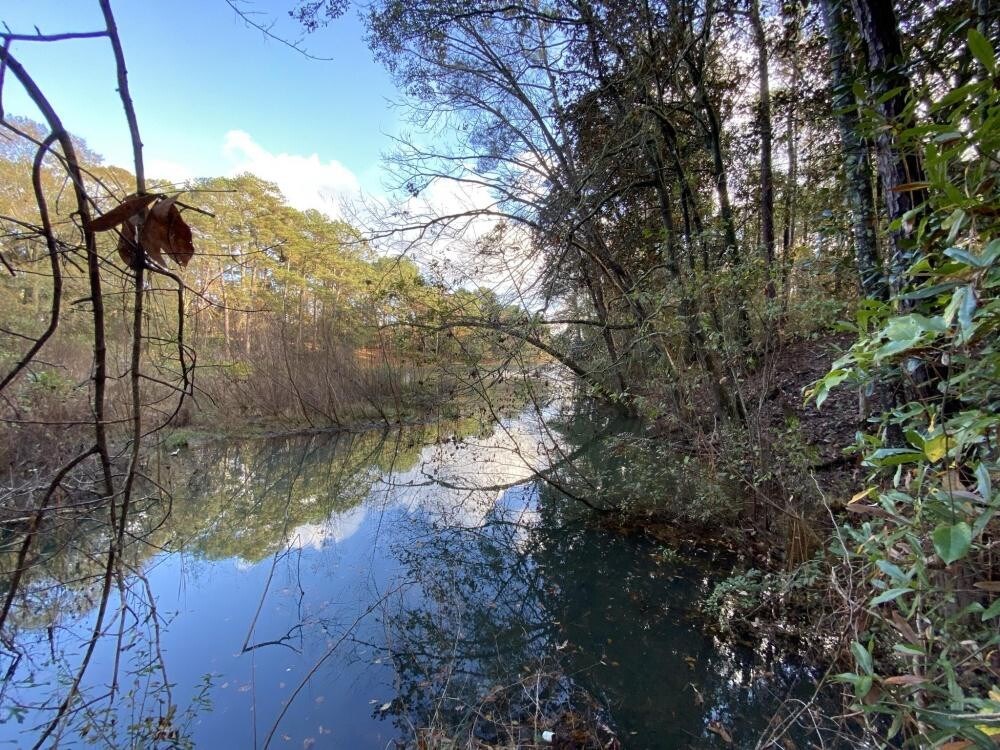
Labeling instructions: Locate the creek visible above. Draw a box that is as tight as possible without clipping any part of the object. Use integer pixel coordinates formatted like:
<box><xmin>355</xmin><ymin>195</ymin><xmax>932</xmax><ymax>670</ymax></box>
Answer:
<box><xmin>0</xmin><ymin>399</ymin><xmax>823</xmax><ymax>748</ymax></box>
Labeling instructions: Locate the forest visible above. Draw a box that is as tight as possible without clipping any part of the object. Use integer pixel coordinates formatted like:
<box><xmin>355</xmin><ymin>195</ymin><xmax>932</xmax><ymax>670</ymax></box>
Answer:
<box><xmin>0</xmin><ymin>0</ymin><xmax>997</xmax><ymax>748</ymax></box>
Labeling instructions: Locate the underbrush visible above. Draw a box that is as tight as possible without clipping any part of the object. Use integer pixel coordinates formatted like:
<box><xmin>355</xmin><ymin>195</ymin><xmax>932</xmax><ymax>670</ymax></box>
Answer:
<box><xmin>403</xmin><ymin>662</ymin><xmax>619</xmax><ymax>750</ymax></box>
<box><xmin>704</xmin><ymin>54</ymin><xmax>1000</xmax><ymax>749</ymax></box>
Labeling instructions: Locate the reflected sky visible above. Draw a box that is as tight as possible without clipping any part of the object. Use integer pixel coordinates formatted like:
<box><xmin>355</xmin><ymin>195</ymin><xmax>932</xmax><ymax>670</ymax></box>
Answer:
<box><xmin>0</xmin><ymin>402</ymin><xmax>839</xmax><ymax>749</ymax></box>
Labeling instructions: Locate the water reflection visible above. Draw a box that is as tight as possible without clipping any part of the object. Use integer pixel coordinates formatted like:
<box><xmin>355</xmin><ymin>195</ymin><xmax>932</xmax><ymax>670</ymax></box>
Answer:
<box><xmin>0</xmin><ymin>401</ymin><xmax>838</xmax><ymax>748</ymax></box>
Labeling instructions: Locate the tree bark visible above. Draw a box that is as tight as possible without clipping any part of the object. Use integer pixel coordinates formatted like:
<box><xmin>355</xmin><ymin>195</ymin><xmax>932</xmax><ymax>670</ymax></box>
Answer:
<box><xmin>850</xmin><ymin>0</ymin><xmax>926</xmax><ymax>297</ymax></box>
<box><xmin>749</xmin><ymin>0</ymin><xmax>777</xmax><ymax>298</ymax></box>
<box><xmin>821</xmin><ymin>0</ymin><xmax>885</xmax><ymax>299</ymax></box>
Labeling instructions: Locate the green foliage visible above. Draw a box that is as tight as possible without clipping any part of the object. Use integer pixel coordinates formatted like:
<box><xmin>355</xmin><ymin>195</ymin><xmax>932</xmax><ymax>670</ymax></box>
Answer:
<box><xmin>603</xmin><ymin>435</ymin><xmax>739</xmax><ymax>527</ymax></box>
<box><xmin>704</xmin><ymin>556</ymin><xmax>824</xmax><ymax>632</ymax></box>
<box><xmin>809</xmin><ymin>35</ymin><xmax>1000</xmax><ymax>746</ymax></box>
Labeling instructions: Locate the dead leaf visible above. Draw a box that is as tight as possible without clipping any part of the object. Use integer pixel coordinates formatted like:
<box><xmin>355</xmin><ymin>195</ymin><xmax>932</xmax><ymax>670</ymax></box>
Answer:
<box><xmin>845</xmin><ymin>503</ymin><xmax>891</xmax><ymax>519</ymax></box>
<box><xmin>88</xmin><ymin>193</ymin><xmax>156</xmax><ymax>232</ymax></box>
<box><xmin>707</xmin><ymin>720</ymin><xmax>732</xmax><ymax>745</ymax></box>
<box><xmin>116</xmin><ymin>218</ymin><xmax>141</xmax><ymax>269</ymax></box>
<box><xmin>890</xmin><ymin>182</ymin><xmax>931</xmax><ymax>193</ymax></box>
<box><xmin>689</xmin><ymin>683</ymin><xmax>704</xmax><ymax>706</ymax></box>
<box><xmin>890</xmin><ymin>612</ymin><xmax>921</xmax><ymax>645</ymax></box>
<box><xmin>153</xmin><ymin>197</ymin><xmax>195</xmax><ymax>266</ymax></box>
<box><xmin>169</xmin><ymin>212</ymin><xmax>194</xmax><ymax>266</ymax></box>
<box><xmin>883</xmin><ymin>675</ymin><xmax>927</xmax><ymax>686</ymax></box>
<box><xmin>939</xmin><ymin>742</ymin><xmax>974</xmax><ymax>750</ymax></box>
<box><xmin>139</xmin><ymin>212</ymin><xmax>169</xmax><ymax>266</ymax></box>
<box><xmin>974</xmin><ymin>582</ymin><xmax>1000</xmax><ymax>592</ymax></box>
<box><xmin>862</xmin><ymin>684</ymin><xmax>883</xmax><ymax>705</ymax></box>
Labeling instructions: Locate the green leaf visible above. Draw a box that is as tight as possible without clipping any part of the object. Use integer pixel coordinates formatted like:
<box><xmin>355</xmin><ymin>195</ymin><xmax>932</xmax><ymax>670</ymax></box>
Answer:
<box><xmin>936</xmin><ymin>82</ymin><xmax>978</xmax><ymax>108</ymax></box>
<box><xmin>976</xmin><ymin>462</ymin><xmax>992</xmax><ymax>501</ymax></box>
<box><xmin>957</xmin><ymin>285</ymin><xmax>977</xmax><ymax>342</ymax></box>
<box><xmin>866</xmin><ymin>448</ymin><xmax>924</xmax><ymax>467</ymax></box>
<box><xmin>945</xmin><ymin>246</ymin><xmax>993</xmax><ymax>269</ymax></box>
<box><xmin>856</xmin><ymin>674</ymin><xmax>873</xmax><ymax>699</ymax></box>
<box><xmin>812</xmin><ymin>369</ymin><xmax>849</xmax><ymax>408</ymax></box>
<box><xmin>900</xmin><ymin>281</ymin><xmax>960</xmax><ymax>301</ymax></box>
<box><xmin>982</xmin><ymin>598</ymin><xmax>1000</xmax><ymax>622</ymax></box>
<box><xmin>871</xmin><ymin>587</ymin><xmax>912</xmax><ymax>606</ymax></box>
<box><xmin>923</xmin><ymin>433</ymin><xmax>949</xmax><ymax>463</ymax></box>
<box><xmin>932</xmin><ymin>522</ymin><xmax>972</xmax><ymax>565</ymax></box>
<box><xmin>876</xmin><ymin>559</ymin><xmax>908</xmax><ymax>582</ymax></box>
<box><xmin>981</xmin><ymin>238</ymin><xmax>1000</xmax><ymax>266</ymax></box>
<box><xmin>851</xmin><ymin>640</ymin><xmax>874</xmax><ymax>675</ymax></box>
<box><xmin>943</xmin><ymin>208</ymin><xmax>967</xmax><ymax>244</ymax></box>
<box><xmin>969</xmin><ymin>27</ymin><xmax>997</xmax><ymax>74</ymax></box>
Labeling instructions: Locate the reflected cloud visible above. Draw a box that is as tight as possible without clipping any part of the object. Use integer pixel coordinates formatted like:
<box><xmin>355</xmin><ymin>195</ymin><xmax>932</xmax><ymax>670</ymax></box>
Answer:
<box><xmin>289</xmin><ymin>504</ymin><xmax>367</xmax><ymax>550</ymax></box>
<box><xmin>382</xmin><ymin>413</ymin><xmax>554</xmax><ymax>528</ymax></box>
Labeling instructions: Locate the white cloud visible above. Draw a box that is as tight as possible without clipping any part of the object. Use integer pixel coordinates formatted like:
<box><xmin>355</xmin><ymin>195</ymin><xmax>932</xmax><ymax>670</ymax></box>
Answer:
<box><xmin>146</xmin><ymin>157</ymin><xmax>197</xmax><ymax>184</ymax></box>
<box><xmin>140</xmin><ymin>132</ymin><xmax>543</xmax><ymax>296</ymax></box>
<box><xmin>376</xmin><ymin>175</ymin><xmax>544</xmax><ymax>302</ymax></box>
<box><xmin>221</xmin><ymin>129</ymin><xmax>362</xmax><ymax>219</ymax></box>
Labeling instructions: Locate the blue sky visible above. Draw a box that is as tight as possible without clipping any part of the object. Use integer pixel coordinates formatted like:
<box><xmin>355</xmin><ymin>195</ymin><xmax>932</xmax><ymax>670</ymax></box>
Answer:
<box><xmin>2</xmin><ymin>1</ymin><xmax>401</xmax><ymax>210</ymax></box>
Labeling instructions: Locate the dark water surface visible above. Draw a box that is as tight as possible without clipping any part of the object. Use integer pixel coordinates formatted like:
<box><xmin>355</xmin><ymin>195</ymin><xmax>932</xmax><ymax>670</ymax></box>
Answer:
<box><xmin>0</xmin><ymin>404</ymin><xmax>822</xmax><ymax>748</ymax></box>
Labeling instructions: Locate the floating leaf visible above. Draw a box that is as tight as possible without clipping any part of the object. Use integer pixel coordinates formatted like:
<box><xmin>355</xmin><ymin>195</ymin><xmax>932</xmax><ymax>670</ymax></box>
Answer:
<box><xmin>167</xmin><ymin>208</ymin><xmax>195</xmax><ymax>266</ymax></box>
<box><xmin>154</xmin><ymin>197</ymin><xmax>195</xmax><ymax>266</ymax></box>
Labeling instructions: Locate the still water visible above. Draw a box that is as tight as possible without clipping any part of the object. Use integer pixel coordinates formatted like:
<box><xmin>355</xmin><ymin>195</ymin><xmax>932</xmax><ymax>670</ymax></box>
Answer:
<box><xmin>0</xmin><ymin>402</ymin><xmax>823</xmax><ymax>748</ymax></box>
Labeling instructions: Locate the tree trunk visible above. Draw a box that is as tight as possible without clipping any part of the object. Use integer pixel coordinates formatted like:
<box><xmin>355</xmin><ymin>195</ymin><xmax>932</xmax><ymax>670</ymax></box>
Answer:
<box><xmin>220</xmin><ymin>275</ymin><xmax>231</xmax><ymax>354</ymax></box>
<box><xmin>850</xmin><ymin>0</ymin><xmax>926</xmax><ymax>297</ymax></box>
<box><xmin>749</xmin><ymin>0</ymin><xmax>777</xmax><ymax>298</ymax></box>
<box><xmin>821</xmin><ymin>0</ymin><xmax>885</xmax><ymax>299</ymax></box>
<box><xmin>580</xmin><ymin>260</ymin><xmax>628</xmax><ymax>395</ymax></box>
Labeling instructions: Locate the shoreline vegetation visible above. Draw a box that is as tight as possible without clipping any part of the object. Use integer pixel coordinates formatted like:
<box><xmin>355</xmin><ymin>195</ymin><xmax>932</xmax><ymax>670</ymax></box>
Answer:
<box><xmin>1</xmin><ymin>0</ymin><xmax>998</xmax><ymax>747</ymax></box>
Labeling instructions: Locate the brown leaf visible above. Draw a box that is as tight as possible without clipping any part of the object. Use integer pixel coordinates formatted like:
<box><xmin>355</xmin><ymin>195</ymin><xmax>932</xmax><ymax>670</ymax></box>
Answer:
<box><xmin>146</xmin><ymin>197</ymin><xmax>194</xmax><ymax>267</ymax></box>
<box><xmin>862</xmin><ymin>684</ymin><xmax>883</xmax><ymax>705</ymax></box>
<box><xmin>845</xmin><ymin>503</ymin><xmax>891</xmax><ymax>519</ymax></box>
<box><xmin>88</xmin><ymin>193</ymin><xmax>156</xmax><ymax>232</ymax></box>
<box><xmin>890</xmin><ymin>182</ymin><xmax>931</xmax><ymax>193</ymax></box>
<box><xmin>707</xmin><ymin>720</ymin><xmax>733</xmax><ymax>745</ymax></box>
<box><xmin>139</xmin><ymin>209</ymin><xmax>169</xmax><ymax>267</ymax></box>
<box><xmin>883</xmin><ymin>675</ymin><xmax>927</xmax><ymax>686</ymax></box>
<box><xmin>689</xmin><ymin>683</ymin><xmax>704</xmax><ymax>706</ymax></box>
<box><xmin>150</xmin><ymin>195</ymin><xmax>178</xmax><ymax>221</ymax></box>
<box><xmin>167</xmin><ymin>210</ymin><xmax>194</xmax><ymax>266</ymax></box>
<box><xmin>117</xmin><ymin>231</ymin><xmax>137</xmax><ymax>269</ymax></box>
<box><xmin>116</xmin><ymin>218</ymin><xmax>142</xmax><ymax>269</ymax></box>
<box><xmin>890</xmin><ymin>611</ymin><xmax>921</xmax><ymax>645</ymax></box>
<box><xmin>939</xmin><ymin>742</ymin><xmax>974</xmax><ymax>750</ymax></box>
<box><xmin>974</xmin><ymin>581</ymin><xmax>1000</xmax><ymax>592</ymax></box>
